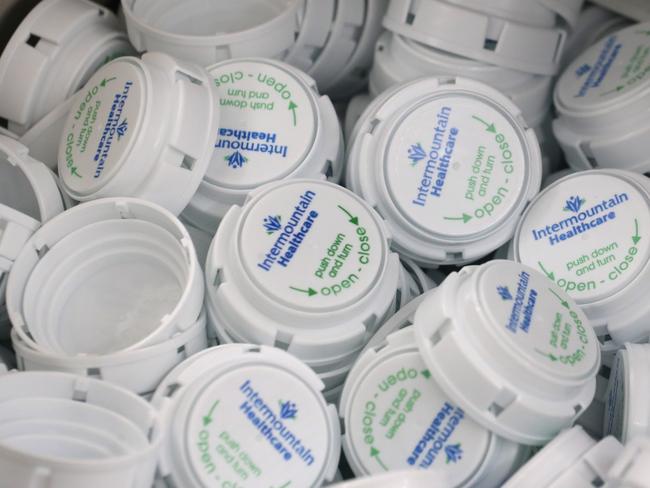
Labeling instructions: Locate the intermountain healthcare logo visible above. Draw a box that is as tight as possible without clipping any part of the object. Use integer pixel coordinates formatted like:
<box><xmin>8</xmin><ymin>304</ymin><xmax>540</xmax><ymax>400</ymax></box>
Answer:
<box><xmin>279</xmin><ymin>400</ymin><xmax>298</xmax><ymax>420</ymax></box>
<box><xmin>504</xmin><ymin>271</ymin><xmax>537</xmax><ymax>334</ymax></box>
<box><xmin>263</xmin><ymin>215</ymin><xmax>282</xmax><ymax>234</ymax></box>
<box><xmin>225</xmin><ymin>150</ymin><xmax>247</xmax><ymax>169</ymax></box>
<box><xmin>497</xmin><ymin>286</ymin><xmax>513</xmax><ymax>300</ymax></box>
<box><xmin>563</xmin><ymin>196</ymin><xmax>585</xmax><ymax>213</ymax></box>
<box><xmin>444</xmin><ymin>443</ymin><xmax>463</xmax><ymax>464</ymax></box>
<box><xmin>408</xmin><ymin>143</ymin><xmax>426</xmax><ymax>166</ymax></box>
<box><xmin>116</xmin><ymin>119</ymin><xmax>128</xmax><ymax>140</ymax></box>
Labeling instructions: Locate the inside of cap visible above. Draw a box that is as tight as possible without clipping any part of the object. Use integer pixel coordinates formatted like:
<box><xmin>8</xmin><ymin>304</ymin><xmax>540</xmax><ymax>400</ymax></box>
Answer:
<box><xmin>0</xmin><ymin>152</ymin><xmax>40</xmax><ymax>221</ymax></box>
<box><xmin>132</xmin><ymin>0</ymin><xmax>293</xmax><ymax>36</ymax></box>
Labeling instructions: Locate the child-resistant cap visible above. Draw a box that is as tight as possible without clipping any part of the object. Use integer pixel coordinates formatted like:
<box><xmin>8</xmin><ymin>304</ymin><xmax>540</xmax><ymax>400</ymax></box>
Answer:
<box><xmin>346</xmin><ymin>77</ymin><xmax>542</xmax><ymax>267</ymax></box>
<box><xmin>382</xmin><ymin>0</ymin><xmax>567</xmax><ymax>75</ymax></box>
<box><xmin>503</xmin><ymin>426</ymin><xmax>623</xmax><ymax>488</ymax></box>
<box><xmin>340</xmin><ymin>327</ymin><xmax>529</xmax><ymax>486</ymax></box>
<box><xmin>554</xmin><ymin>23</ymin><xmax>650</xmax><ymax>173</ymax></box>
<box><xmin>0</xmin><ymin>0</ymin><xmax>134</xmax><ymax>135</ymax></box>
<box><xmin>0</xmin><ymin>370</ymin><xmax>160</xmax><ymax>488</ymax></box>
<box><xmin>57</xmin><ymin>52</ymin><xmax>219</xmax><ymax>215</ymax></box>
<box><xmin>603</xmin><ymin>343</ymin><xmax>650</xmax><ymax>443</ymax></box>
<box><xmin>121</xmin><ymin>0</ymin><xmax>302</xmax><ymax>66</ymax></box>
<box><xmin>6</xmin><ymin>198</ymin><xmax>204</xmax><ymax>356</ymax></box>
<box><xmin>510</xmin><ymin>170</ymin><xmax>650</xmax><ymax>345</ymax></box>
<box><xmin>413</xmin><ymin>260</ymin><xmax>601</xmax><ymax>445</ymax></box>
<box><xmin>205</xmin><ymin>179</ymin><xmax>401</xmax><ymax>362</ymax></box>
<box><xmin>151</xmin><ymin>344</ymin><xmax>340</xmax><ymax>488</ymax></box>
<box><xmin>369</xmin><ymin>32</ymin><xmax>554</xmax><ymax>127</ymax></box>
<box><xmin>604</xmin><ymin>436</ymin><xmax>650</xmax><ymax>488</ymax></box>
<box><xmin>183</xmin><ymin>58</ymin><xmax>342</xmax><ymax>233</ymax></box>
<box><xmin>11</xmin><ymin>310</ymin><xmax>207</xmax><ymax>398</ymax></box>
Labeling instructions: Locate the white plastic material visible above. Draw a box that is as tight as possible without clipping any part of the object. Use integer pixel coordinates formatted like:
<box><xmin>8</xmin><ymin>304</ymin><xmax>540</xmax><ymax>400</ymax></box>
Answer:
<box><xmin>205</xmin><ymin>179</ymin><xmax>401</xmax><ymax>363</ymax></box>
<box><xmin>151</xmin><ymin>344</ymin><xmax>340</xmax><ymax>488</ymax></box>
<box><xmin>340</xmin><ymin>327</ymin><xmax>528</xmax><ymax>485</ymax></box>
<box><xmin>57</xmin><ymin>52</ymin><xmax>219</xmax><ymax>215</ymax></box>
<box><xmin>383</xmin><ymin>0</ymin><xmax>567</xmax><ymax>75</ymax></box>
<box><xmin>414</xmin><ymin>260</ymin><xmax>601</xmax><ymax>445</ymax></box>
<box><xmin>344</xmin><ymin>94</ymin><xmax>371</xmax><ymax>142</ymax></box>
<box><xmin>0</xmin><ymin>370</ymin><xmax>160</xmax><ymax>488</ymax></box>
<box><xmin>444</xmin><ymin>0</ymin><xmax>558</xmax><ymax>28</ymax></box>
<box><xmin>183</xmin><ymin>58</ymin><xmax>342</xmax><ymax>233</ymax></box>
<box><xmin>510</xmin><ymin>170</ymin><xmax>650</xmax><ymax>346</ymax></box>
<box><xmin>6</xmin><ymin>198</ymin><xmax>204</xmax><ymax>356</ymax></box>
<box><xmin>346</xmin><ymin>77</ymin><xmax>542</xmax><ymax>267</ymax></box>
<box><xmin>12</xmin><ymin>310</ymin><xmax>207</xmax><ymax>397</ymax></box>
<box><xmin>504</xmin><ymin>426</ymin><xmax>623</xmax><ymax>488</ymax></box>
<box><xmin>554</xmin><ymin>23</ymin><xmax>650</xmax><ymax>173</ymax></box>
<box><xmin>329</xmin><ymin>470</ymin><xmax>450</xmax><ymax>488</ymax></box>
<box><xmin>591</xmin><ymin>0</ymin><xmax>650</xmax><ymax>21</ymax></box>
<box><xmin>0</xmin><ymin>0</ymin><xmax>134</xmax><ymax>135</ymax></box>
<box><xmin>561</xmin><ymin>6</ymin><xmax>631</xmax><ymax>70</ymax></box>
<box><xmin>604</xmin><ymin>343</ymin><xmax>650</xmax><ymax>443</ymax></box>
<box><xmin>122</xmin><ymin>0</ymin><xmax>302</xmax><ymax>66</ymax></box>
<box><xmin>0</xmin><ymin>128</ymin><xmax>16</xmax><ymax>139</ymax></box>
<box><xmin>284</xmin><ymin>0</ymin><xmax>336</xmax><ymax>72</ymax></box>
<box><xmin>369</xmin><ymin>32</ymin><xmax>553</xmax><ymax>126</ymax></box>
<box><xmin>605</xmin><ymin>436</ymin><xmax>650</xmax><ymax>487</ymax></box>
<box><xmin>20</xmin><ymin>97</ymin><xmax>74</xmax><ymax>171</ymax></box>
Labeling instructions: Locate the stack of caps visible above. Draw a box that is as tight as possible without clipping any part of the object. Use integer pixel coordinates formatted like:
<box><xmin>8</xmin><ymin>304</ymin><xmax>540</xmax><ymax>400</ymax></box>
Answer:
<box><xmin>509</xmin><ymin>169</ymin><xmax>650</xmax><ymax>362</ymax></box>
<box><xmin>0</xmin><ymin>135</ymin><xmax>65</xmax><ymax>338</ymax></box>
<box><xmin>121</xmin><ymin>0</ymin><xmax>388</xmax><ymax>97</ymax></box>
<box><xmin>0</xmin><ymin>371</ymin><xmax>160</xmax><ymax>487</ymax></box>
<box><xmin>346</xmin><ymin>77</ymin><xmax>542</xmax><ymax>267</ymax></box>
<box><xmin>367</xmin><ymin>0</ymin><xmax>584</xmax><ymax>175</ymax></box>
<box><xmin>553</xmin><ymin>22</ymin><xmax>650</xmax><ymax>173</ymax></box>
<box><xmin>6</xmin><ymin>198</ymin><xmax>207</xmax><ymax>398</ymax></box>
<box><xmin>150</xmin><ymin>344</ymin><xmax>341</xmax><ymax>487</ymax></box>
<box><xmin>0</xmin><ymin>0</ymin><xmax>134</xmax><ymax>135</ymax></box>
<box><xmin>205</xmin><ymin>179</ymin><xmax>410</xmax><ymax>402</ymax></box>
<box><xmin>339</xmin><ymin>260</ymin><xmax>601</xmax><ymax>484</ymax></box>
<box><xmin>182</xmin><ymin>57</ymin><xmax>344</xmax><ymax>234</ymax></box>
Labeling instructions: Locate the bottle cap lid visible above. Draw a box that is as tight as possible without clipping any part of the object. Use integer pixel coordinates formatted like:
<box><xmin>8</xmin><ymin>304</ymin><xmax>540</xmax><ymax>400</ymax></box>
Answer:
<box><xmin>58</xmin><ymin>53</ymin><xmax>219</xmax><ymax>215</ymax></box>
<box><xmin>511</xmin><ymin>170</ymin><xmax>650</xmax><ymax>341</ymax></box>
<box><xmin>7</xmin><ymin>198</ymin><xmax>204</xmax><ymax>355</ymax></box>
<box><xmin>414</xmin><ymin>260</ymin><xmax>601</xmax><ymax>445</ymax></box>
<box><xmin>122</xmin><ymin>0</ymin><xmax>301</xmax><ymax>66</ymax></box>
<box><xmin>340</xmin><ymin>327</ymin><xmax>527</xmax><ymax>485</ymax></box>
<box><xmin>151</xmin><ymin>344</ymin><xmax>340</xmax><ymax>488</ymax></box>
<box><xmin>605</xmin><ymin>436</ymin><xmax>650</xmax><ymax>488</ymax></box>
<box><xmin>0</xmin><ymin>0</ymin><xmax>133</xmax><ymax>135</ymax></box>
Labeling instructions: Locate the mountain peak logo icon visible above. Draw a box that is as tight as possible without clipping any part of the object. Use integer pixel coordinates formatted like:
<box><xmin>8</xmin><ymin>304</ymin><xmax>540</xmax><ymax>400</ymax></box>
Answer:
<box><xmin>445</xmin><ymin>443</ymin><xmax>463</xmax><ymax>464</ymax></box>
<box><xmin>408</xmin><ymin>143</ymin><xmax>426</xmax><ymax>166</ymax></box>
<box><xmin>116</xmin><ymin>119</ymin><xmax>128</xmax><ymax>140</ymax></box>
<box><xmin>225</xmin><ymin>151</ymin><xmax>247</xmax><ymax>169</ymax></box>
<box><xmin>497</xmin><ymin>286</ymin><xmax>513</xmax><ymax>301</ymax></box>
<box><xmin>279</xmin><ymin>400</ymin><xmax>298</xmax><ymax>420</ymax></box>
<box><xmin>263</xmin><ymin>215</ymin><xmax>282</xmax><ymax>234</ymax></box>
<box><xmin>563</xmin><ymin>196</ymin><xmax>585</xmax><ymax>213</ymax></box>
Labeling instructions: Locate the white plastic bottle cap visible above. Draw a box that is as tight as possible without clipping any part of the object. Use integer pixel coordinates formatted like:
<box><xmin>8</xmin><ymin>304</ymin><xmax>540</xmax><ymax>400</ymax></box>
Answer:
<box><xmin>575</xmin><ymin>365</ymin><xmax>610</xmax><ymax>439</ymax></box>
<box><xmin>603</xmin><ymin>343</ymin><xmax>650</xmax><ymax>443</ymax></box>
<box><xmin>151</xmin><ymin>344</ymin><xmax>340</xmax><ymax>488</ymax></box>
<box><xmin>510</xmin><ymin>170</ymin><xmax>650</xmax><ymax>345</ymax></box>
<box><xmin>205</xmin><ymin>179</ymin><xmax>401</xmax><ymax>363</ymax></box>
<box><xmin>605</xmin><ymin>436</ymin><xmax>650</xmax><ymax>488</ymax></box>
<box><xmin>6</xmin><ymin>198</ymin><xmax>204</xmax><ymax>356</ymax></box>
<box><xmin>0</xmin><ymin>370</ymin><xmax>160</xmax><ymax>488</ymax></box>
<box><xmin>503</xmin><ymin>426</ymin><xmax>623</xmax><ymax>488</ymax></box>
<box><xmin>19</xmin><ymin>97</ymin><xmax>74</xmax><ymax>171</ymax></box>
<box><xmin>57</xmin><ymin>52</ymin><xmax>219</xmax><ymax>215</ymax></box>
<box><xmin>414</xmin><ymin>260</ymin><xmax>601</xmax><ymax>445</ymax></box>
<box><xmin>0</xmin><ymin>0</ymin><xmax>134</xmax><ymax>135</ymax></box>
<box><xmin>11</xmin><ymin>310</ymin><xmax>207</xmax><ymax>398</ymax></box>
<box><xmin>284</xmin><ymin>0</ymin><xmax>336</xmax><ymax>72</ymax></box>
<box><xmin>553</xmin><ymin>23</ymin><xmax>650</xmax><ymax>173</ymax></box>
<box><xmin>340</xmin><ymin>327</ymin><xmax>528</xmax><ymax>484</ymax></box>
<box><xmin>0</xmin><ymin>127</ymin><xmax>16</xmax><ymax>139</ymax></box>
<box><xmin>344</xmin><ymin>94</ymin><xmax>372</xmax><ymax>142</ymax></box>
<box><xmin>590</xmin><ymin>0</ymin><xmax>650</xmax><ymax>22</ymax></box>
<box><xmin>121</xmin><ymin>0</ymin><xmax>301</xmax><ymax>66</ymax></box>
<box><xmin>383</xmin><ymin>0</ymin><xmax>567</xmax><ymax>75</ymax></box>
<box><xmin>561</xmin><ymin>6</ymin><xmax>631</xmax><ymax>70</ymax></box>
<box><xmin>183</xmin><ymin>58</ymin><xmax>342</xmax><ymax>233</ymax></box>
<box><xmin>444</xmin><ymin>0</ymin><xmax>557</xmax><ymax>28</ymax></box>
<box><xmin>329</xmin><ymin>470</ymin><xmax>451</xmax><ymax>488</ymax></box>
<box><xmin>369</xmin><ymin>32</ymin><xmax>553</xmax><ymax>127</ymax></box>
<box><xmin>0</xmin><ymin>134</ymin><xmax>65</xmax><ymax>225</ymax></box>
<box><xmin>346</xmin><ymin>77</ymin><xmax>542</xmax><ymax>267</ymax></box>
<box><xmin>323</xmin><ymin>0</ymin><xmax>388</xmax><ymax>99</ymax></box>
